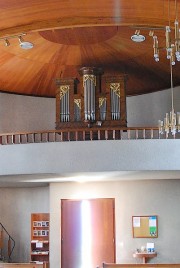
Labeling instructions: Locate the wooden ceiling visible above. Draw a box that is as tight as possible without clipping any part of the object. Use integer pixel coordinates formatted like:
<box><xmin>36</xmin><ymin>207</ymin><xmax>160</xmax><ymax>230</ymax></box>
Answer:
<box><xmin>0</xmin><ymin>0</ymin><xmax>179</xmax><ymax>97</ymax></box>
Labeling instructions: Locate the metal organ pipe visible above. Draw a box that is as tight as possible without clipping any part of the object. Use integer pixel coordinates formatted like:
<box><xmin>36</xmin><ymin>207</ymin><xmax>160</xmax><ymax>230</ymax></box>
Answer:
<box><xmin>115</xmin><ymin>91</ymin><xmax>117</xmax><ymax>120</ymax></box>
<box><xmin>60</xmin><ymin>97</ymin><xmax>63</xmax><ymax>122</ymax></box>
<box><xmin>110</xmin><ymin>83</ymin><xmax>120</xmax><ymax>120</ymax></box>
<box><xmin>83</xmin><ymin>75</ymin><xmax>96</xmax><ymax>121</ymax></box>
<box><xmin>63</xmin><ymin>93</ymin><xmax>66</xmax><ymax>122</ymax></box>
<box><xmin>116</xmin><ymin>91</ymin><xmax>120</xmax><ymax>120</ymax></box>
<box><xmin>66</xmin><ymin>90</ymin><xmax>68</xmax><ymax>122</ymax></box>
<box><xmin>87</xmin><ymin>79</ymin><xmax>90</xmax><ymax>120</ymax></box>
<box><xmin>67</xmin><ymin>89</ymin><xmax>69</xmax><ymax>121</ymax></box>
<box><xmin>60</xmin><ymin>86</ymin><xmax>70</xmax><ymax>122</ymax></box>
<box><xmin>63</xmin><ymin>94</ymin><xmax>65</xmax><ymax>122</ymax></box>
<box><xmin>84</xmin><ymin>81</ymin><xmax>87</xmax><ymax>120</ymax></box>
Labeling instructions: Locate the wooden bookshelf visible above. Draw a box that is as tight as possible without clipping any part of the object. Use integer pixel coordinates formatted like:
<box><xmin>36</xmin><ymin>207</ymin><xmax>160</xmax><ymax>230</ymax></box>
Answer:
<box><xmin>31</xmin><ymin>213</ymin><xmax>49</xmax><ymax>266</ymax></box>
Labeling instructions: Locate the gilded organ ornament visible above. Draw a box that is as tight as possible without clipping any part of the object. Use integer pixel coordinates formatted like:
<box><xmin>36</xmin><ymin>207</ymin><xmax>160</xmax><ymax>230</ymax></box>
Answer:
<box><xmin>110</xmin><ymin>83</ymin><xmax>120</xmax><ymax>97</ymax></box>
<box><xmin>99</xmin><ymin>97</ymin><xmax>106</xmax><ymax>108</ymax></box>
<box><xmin>83</xmin><ymin>74</ymin><xmax>96</xmax><ymax>87</ymax></box>
<box><xmin>60</xmin><ymin>85</ymin><xmax>70</xmax><ymax>100</ymax></box>
<box><xmin>74</xmin><ymin>99</ymin><xmax>81</xmax><ymax>109</ymax></box>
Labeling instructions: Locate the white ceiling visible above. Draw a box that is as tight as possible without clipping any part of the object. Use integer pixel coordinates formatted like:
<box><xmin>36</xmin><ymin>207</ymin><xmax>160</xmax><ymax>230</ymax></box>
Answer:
<box><xmin>0</xmin><ymin>171</ymin><xmax>180</xmax><ymax>187</ymax></box>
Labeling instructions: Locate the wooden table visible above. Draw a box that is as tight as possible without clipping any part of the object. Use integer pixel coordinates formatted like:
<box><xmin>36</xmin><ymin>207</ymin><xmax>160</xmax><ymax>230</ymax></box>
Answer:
<box><xmin>133</xmin><ymin>252</ymin><xmax>157</xmax><ymax>263</ymax></box>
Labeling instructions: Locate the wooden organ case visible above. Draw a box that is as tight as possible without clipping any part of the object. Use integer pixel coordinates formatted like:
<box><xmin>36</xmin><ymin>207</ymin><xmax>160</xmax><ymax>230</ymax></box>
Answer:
<box><xmin>55</xmin><ymin>67</ymin><xmax>127</xmax><ymax>132</ymax></box>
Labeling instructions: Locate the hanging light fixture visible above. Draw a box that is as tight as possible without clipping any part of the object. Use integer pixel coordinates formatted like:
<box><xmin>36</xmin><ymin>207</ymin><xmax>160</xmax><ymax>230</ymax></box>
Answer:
<box><xmin>158</xmin><ymin>61</ymin><xmax>180</xmax><ymax>137</ymax></box>
<box><xmin>151</xmin><ymin>0</ymin><xmax>180</xmax><ymax>64</ymax></box>
<box><xmin>157</xmin><ymin>0</ymin><xmax>180</xmax><ymax>137</ymax></box>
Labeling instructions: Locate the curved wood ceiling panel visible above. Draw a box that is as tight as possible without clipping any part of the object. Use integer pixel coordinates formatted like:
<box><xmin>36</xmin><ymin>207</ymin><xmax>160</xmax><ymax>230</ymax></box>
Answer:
<box><xmin>0</xmin><ymin>0</ymin><xmax>179</xmax><ymax>97</ymax></box>
<box><xmin>39</xmin><ymin>27</ymin><xmax>118</xmax><ymax>45</ymax></box>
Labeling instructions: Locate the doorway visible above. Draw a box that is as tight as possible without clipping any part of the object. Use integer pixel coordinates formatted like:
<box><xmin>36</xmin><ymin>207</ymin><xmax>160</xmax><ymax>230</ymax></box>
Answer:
<box><xmin>61</xmin><ymin>198</ymin><xmax>115</xmax><ymax>268</ymax></box>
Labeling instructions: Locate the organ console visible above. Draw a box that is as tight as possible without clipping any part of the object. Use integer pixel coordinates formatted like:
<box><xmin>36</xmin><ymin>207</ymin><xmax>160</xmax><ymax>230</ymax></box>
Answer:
<box><xmin>55</xmin><ymin>67</ymin><xmax>127</xmax><ymax>130</ymax></box>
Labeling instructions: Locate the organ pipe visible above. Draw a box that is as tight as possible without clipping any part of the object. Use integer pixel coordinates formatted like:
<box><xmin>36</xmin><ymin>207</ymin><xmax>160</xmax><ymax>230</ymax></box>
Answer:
<box><xmin>60</xmin><ymin>85</ymin><xmax>70</xmax><ymax>122</ymax></box>
<box><xmin>83</xmin><ymin>74</ymin><xmax>96</xmax><ymax>121</ymax></box>
<box><xmin>110</xmin><ymin>83</ymin><xmax>120</xmax><ymax>120</ymax></box>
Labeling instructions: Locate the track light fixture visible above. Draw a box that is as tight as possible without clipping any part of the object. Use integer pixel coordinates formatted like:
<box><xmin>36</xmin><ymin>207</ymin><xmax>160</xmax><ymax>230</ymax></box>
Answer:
<box><xmin>0</xmin><ymin>33</ymin><xmax>34</xmax><ymax>49</ymax></box>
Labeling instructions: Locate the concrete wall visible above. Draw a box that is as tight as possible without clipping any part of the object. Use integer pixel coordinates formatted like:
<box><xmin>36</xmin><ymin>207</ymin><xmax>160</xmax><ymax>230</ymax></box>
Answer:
<box><xmin>0</xmin><ymin>87</ymin><xmax>180</xmax><ymax>132</ymax></box>
<box><xmin>0</xmin><ymin>187</ymin><xmax>49</xmax><ymax>262</ymax></box>
<box><xmin>50</xmin><ymin>180</ymin><xmax>180</xmax><ymax>267</ymax></box>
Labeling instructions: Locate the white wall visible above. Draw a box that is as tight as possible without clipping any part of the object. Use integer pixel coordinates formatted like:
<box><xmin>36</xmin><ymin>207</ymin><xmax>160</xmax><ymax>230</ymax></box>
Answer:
<box><xmin>0</xmin><ymin>140</ymin><xmax>180</xmax><ymax>176</ymax></box>
<box><xmin>0</xmin><ymin>187</ymin><xmax>49</xmax><ymax>263</ymax></box>
<box><xmin>0</xmin><ymin>93</ymin><xmax>55</xmax><ymax>132</ymax></box>
<box><xmin>127</xmin><ymin>87</ymin><xmax>180</xmax><ymax>127</ymax></box>
<box><xmin>50</xmin><ymin>180</ymin><xmax>180</xmax><ymax>267</ymax></box>
<box><xmin>0</xmin><ymin>87</ymin><xmax>180</xmax><ymax>132</ymax></box>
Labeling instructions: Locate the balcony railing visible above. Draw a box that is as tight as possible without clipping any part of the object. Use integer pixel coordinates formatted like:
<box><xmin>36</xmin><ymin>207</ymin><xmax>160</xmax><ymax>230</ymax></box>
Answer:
<box><xmin>0</xmin><ymin>127</ymin><xmax>179</xmax><ymax>145</ymax></box>
<box><xmin>0</xmin><ymin>222</ymin><xmax>15</xmax><ymax>262</ymax></box>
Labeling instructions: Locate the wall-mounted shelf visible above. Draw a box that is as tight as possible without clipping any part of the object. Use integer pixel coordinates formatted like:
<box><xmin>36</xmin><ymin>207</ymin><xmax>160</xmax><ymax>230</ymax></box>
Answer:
<box><xmin>133</xmin><ymin>252</ymin><xmax>157</xmax><ymax>263</ymax></box>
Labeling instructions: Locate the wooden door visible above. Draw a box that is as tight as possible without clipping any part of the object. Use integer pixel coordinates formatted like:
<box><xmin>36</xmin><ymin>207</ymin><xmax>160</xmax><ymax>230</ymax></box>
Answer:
<box><xmin>61</xmin><ymin>198</ymin><xmax>115</xmax><ymax>268</ymax></box>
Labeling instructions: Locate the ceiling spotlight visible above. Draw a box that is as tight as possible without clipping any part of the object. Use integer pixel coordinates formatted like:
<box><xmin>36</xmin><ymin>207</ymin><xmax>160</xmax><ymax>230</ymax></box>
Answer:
<box><xmin>4</xmin><ymin>39</ymin><xmax>10</xmax><ymax>47</ymax></box>
<box><xmin>131</xmin><ymin>30</ymin><xmax>145</xmax><ymax>42</ymax></box>
<box><xmin>149</xmin><ymin>30</ymin><xmax>154</xmax><ymax>37</ymax></box>
<box><xmin>18</xmin><ymin>36</ymin><xmax>24</xmax><ymax>43</ymax></box>
<box><xmin>135</xmin><ymin>30</ymin><xmax>140</xmax><ymax>35</ymax></box>
<box><xmin>18</xmin><ymin>36</ymin><xmax>34</xmax><ymax>50</ymax></box>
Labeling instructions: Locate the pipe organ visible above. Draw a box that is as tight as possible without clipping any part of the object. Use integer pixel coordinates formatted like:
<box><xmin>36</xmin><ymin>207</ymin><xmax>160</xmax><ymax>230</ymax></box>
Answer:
<box><xmin>55</xmin><ymin>67</ymin><xmax>127</xmax><ymax>130</ymax></box>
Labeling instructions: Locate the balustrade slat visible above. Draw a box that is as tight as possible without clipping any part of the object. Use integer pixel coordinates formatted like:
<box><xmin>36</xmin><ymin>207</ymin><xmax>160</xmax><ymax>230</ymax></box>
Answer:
<box><xmin>127</xmin><ymin>130</ymin><xmax>130</xmax><ymax>139</ymax></box>
<box><xmin>68</xmin><ymin>132</ymin><xmax>70</xmax><ymax>141</ymax></box>
<box><xmin>60</xmin><ymin>132</ymin><xmax>63</xmax><ymax>142</ymax></box>
<box><xmin>143</xmin><ymin>129</ymin><xmax>146</xmax><ymax>139</ymax></box>
<box><xmin>105</xmin><ymin>130</ymin><xmax>108</xmax><ymax>140</ymax></box>
<box><xmin>90</xmin><ymin>131</ymin><xmax>93</xmax><ymax>141</ymax></box>
<box><xmin>52</xmin><ymin>132</ymin><xmax>55</xmax><ymax>142</ymax></box>
<box><xmin>113</xmin><ymin>130</ymin><xmax>115</xmax><ymax>140</ymax></box>
<box><xmin>83</xmin><ymin>131</ymin><xmax>85</xmax><ymax>141</ymax></box>
<box><xmin>151</xmin><ymin>129</ymin><xmax>153</xmax><ymax>139</ymax></box>
<box><xmin>135</xmin><ymin>130</ymin><xmax>138</xmax><ymax>140</ymax></box>
<box><xmin>75</xmin><ymin>131</ymin><xmax>78</xmax><ymax>141</ymax></box>
<box><xmin>98</xmin><ymin>130</ymin><xmax>100</xmax><ymax>140</ymax></box>
<box><xmin>7</xmin><ymin>135</ymin><xmax>13</xmax><ymax>144</ymax></box>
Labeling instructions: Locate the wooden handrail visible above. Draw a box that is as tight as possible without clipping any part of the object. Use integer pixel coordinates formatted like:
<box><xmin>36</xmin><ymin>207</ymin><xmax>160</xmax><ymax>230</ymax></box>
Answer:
<box><xmin>0</xmin><ymin>126</ymin><xmax>159</xmax><ymax>136</ymax></box>
<box><xmin>102</xmin><ymin>264</ymin><xmax>180</xmax><ymax>268</ymax></box>
<box><xmin>0</xmin><ymin>264</ymin><xmax>45</xmax><ymax>268</ymax></box>
<box><xmin>0</xmin><ymin>126</ymin><xmax>179</xmax><ymax>145</ymax></box>
<box><xmin>0</xmin><ymin>223</ymin><xmax>15</xmax><ymax>262</ymax></box>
